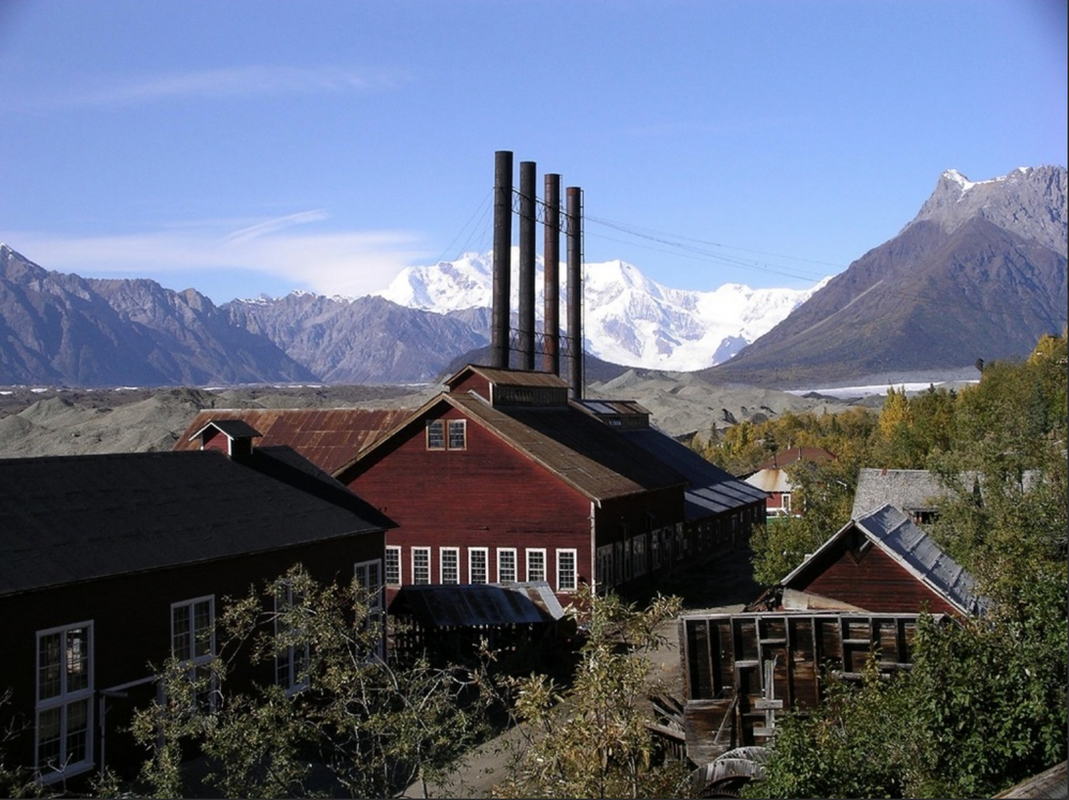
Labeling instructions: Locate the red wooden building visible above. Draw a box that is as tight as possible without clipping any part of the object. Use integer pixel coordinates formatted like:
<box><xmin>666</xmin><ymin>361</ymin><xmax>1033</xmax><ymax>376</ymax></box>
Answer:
<box><xmin>750</xmin><ymin>503</ymin><xmax>988</xmax><ymax>616</ymax></box>
<box><xmin>176</xmin><ymin>366</ymin><xmax>767</xmax><ymax>606</ymax></box>
<box><xmin>0</xmin><ymin>436</ymin><xmax>388</xmax><ymax>788</ymax></box>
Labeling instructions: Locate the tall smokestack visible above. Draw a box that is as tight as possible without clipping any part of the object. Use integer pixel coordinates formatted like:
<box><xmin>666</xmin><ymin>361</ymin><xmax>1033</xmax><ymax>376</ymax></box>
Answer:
<box><xmin>491</xmin><ymin>150</ymin><xmax>513</xmax><ymax>369</ymax></box>
<box><xmin>518</xmin><ymin>161</ymin><xmax>536</xmax><ymax>371</ymax></box>
<box><xmin>566</xmin><ymin>186</ymin><xmax>583</xmax><ymax>399</ymax></box>
<box><xmin>543</xmin><ymin>173</ymin><xmax>561</xmax><ymax>376</ymax></box>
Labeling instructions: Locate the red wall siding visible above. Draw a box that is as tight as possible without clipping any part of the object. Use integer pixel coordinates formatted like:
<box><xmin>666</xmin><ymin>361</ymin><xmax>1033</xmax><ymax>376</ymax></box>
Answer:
<box><xmin>794</xmin><ymin>543</ymin><xmax>959</xmax><ymax>614</ymax></box>
<box><xmin>348</xmin><ymin>407</ymin><xmax>623</xmax><ymax>600</ymax></box>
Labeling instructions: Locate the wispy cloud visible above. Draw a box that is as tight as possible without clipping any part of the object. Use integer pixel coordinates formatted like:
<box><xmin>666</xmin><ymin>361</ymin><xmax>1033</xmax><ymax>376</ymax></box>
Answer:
<box><xmin>1</xmin><ymin>217</ymin><xmax>431</xmax><ymax>301</ymax></box>
<box><xmin>13</xmin><ymin>65</ymin><xmax>408</xmax><ymax>111</ymax></box>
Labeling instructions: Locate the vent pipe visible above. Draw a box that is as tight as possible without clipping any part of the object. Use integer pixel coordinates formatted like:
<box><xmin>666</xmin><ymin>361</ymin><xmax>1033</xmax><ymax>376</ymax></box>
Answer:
<box><xmin>543</xmin><ymin>173</ymin><xmax>561</xmax><ymax>376</ymax></box>
<box><xmin>566</xmin><ymin>186</ymin><xmax>583</xmax><ymax>399</ymax></box>
<box><xmin>491</xmin><ymin>150</ymin><xmax>513</xmax><ymax>369</ymax></box>
<box><xmin>518</xmin><ymin>161</ymin><xmax>537</xmax><ymax>371</ymax></box>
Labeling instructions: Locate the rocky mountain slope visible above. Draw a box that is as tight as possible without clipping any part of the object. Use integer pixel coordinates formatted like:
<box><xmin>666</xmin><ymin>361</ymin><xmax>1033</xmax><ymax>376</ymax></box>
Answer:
<box><xmin>706</xmin><ymin>166</ymin><xmax>1068</xmax><ymax>388</ymax></box>
<box><xmin>0</xmin><ymin>245</ymin><xmax>314</xmax><ymax>387</ymax></box>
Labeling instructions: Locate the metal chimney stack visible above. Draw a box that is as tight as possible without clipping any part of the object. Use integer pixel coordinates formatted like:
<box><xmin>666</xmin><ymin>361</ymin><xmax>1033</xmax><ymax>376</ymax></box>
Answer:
<box><xmin>491</xmin><ymin>150</ymin><xmax>513</xmax><ymax>369</ymax></box>
<box><xmin>566</xmin><ymin>186</ymin><xmax>583</xmax><ymax>399</ymax></box>
<box><xmin>518</xmin><ymin>161</ymin><xmax>537</xmax><ymax>371</ymax></box>
<box><xmin>543</xmin><ymin>173</ymin><xmax>561</xmax><ymax>376</ymax></box>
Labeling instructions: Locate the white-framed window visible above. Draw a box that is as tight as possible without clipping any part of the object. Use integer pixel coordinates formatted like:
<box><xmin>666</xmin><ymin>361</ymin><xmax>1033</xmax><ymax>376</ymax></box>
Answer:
<box><xmin>557</xmin><ymin>549</ymin><xmax>578</xmax><ymax>592</ymax></box>
<box><xmin>172</xmin><ymin>596</ymin><xmax>216</xmax><ymax>709</ymax></box>
<box><xmin>596</xmin><ymin>544</ymin><xmax>614</xmax><ymax>588</ymax></box>
<box><xmin>469</xmin><ymin>547</ymin><xmax>488</xmax><ymax>584</ymax></box>
<box><xmin>497</xmin><ymin>547</ymin><xmax>517</xmax><ymax>583</ymax></box>
<box><xmin>412</xmin><ymin>547</ymin><xmax>431</xmax><ymax>585</ymax></box>
<box><xmin>385</xmin><ymin>545</ymin><xmax>401</xmax><ymax>586</ymax></box>
<box><xmin>426</xmin><ymin>420</ymin><xmax>445</xmax><ymax>450</ymax></box>
<box><xmin>35</xmin><ymin>621</ymin><xmax>93</xmax><ymax>782</ymax></box>
<box><xmin>440</xmin><ymin>547</ymin><xmax>460</xmax><ymax>584</ymax></box>
<box><xmin>275</xmin><ymin>581</ymin><xmax>309</xmax><ymax>694</ymax></box>
<box><xmin>448</xmin><ymin>419</ymin><xmax>467</xmax><ymax>450</ymax></box>
<box><xmin>526</xmin><ymin>548</ymin><xmax>546</xmax><ymax>582</ymax></box>
<box><xmin>355</xmin><ymin>559</ymin><xmax>385</xmax><ymax>659</ymax></box>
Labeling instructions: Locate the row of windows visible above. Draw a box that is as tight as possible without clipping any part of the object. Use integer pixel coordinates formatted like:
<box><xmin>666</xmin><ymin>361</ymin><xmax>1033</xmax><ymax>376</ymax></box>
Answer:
<box><xmin>33</xmin><ymin>559</ymin><xmax>384</xmax><ymax>783</ymax></box>
<box><xmin>385</xmin><ymin>545</ymin><xmax>578</xmax><ymax>592</ymax></box>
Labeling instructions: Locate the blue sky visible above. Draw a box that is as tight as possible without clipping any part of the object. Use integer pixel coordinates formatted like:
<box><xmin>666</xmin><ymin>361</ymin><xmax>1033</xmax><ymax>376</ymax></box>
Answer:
<box><xmin>0</xmin><ymin>0</ymin><xmax>1065</xmax><ymax>303</ymax></box>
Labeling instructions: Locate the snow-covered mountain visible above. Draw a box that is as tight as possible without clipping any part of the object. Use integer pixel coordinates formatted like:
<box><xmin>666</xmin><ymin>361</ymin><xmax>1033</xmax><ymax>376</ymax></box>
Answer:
<box><xmin>378</xmin><ymin>250</ymin><xmax>828</xmax><ymax>371</ymax></box>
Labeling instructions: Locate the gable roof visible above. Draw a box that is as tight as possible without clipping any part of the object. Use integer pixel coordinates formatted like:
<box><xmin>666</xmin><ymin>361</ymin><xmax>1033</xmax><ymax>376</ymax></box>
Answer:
<box><xmin>852</xmin><ymin>468</ymin><xmax>952</xmax><ymax>519</ymax></box>
<box><xmin>0</xmin><ymin>449</ymin><xmax>390</xmax><ymax>598</ymax></box>
<box><xmin>175</xmin><ymin>408</ymin><xmax>411</xmax><ymax>474</ymax></box>
<box><xmin>339</xmin><ymin>390</ymin><xmax>687</xmax><ymax>502</ymax></box>
<box><xmin>618</xmin><ymin>427</ymin><xmax>768</xmax><ymax>517</ymax></box>
<box><xmin>781</xmin><ymin>503</ymin><xmax>989</xmax><ymax>615</ymax></box>
<box><xmin>749</xmin><ymin>446</ymin><xmax>836</xmax><ymax>473</ymax></box>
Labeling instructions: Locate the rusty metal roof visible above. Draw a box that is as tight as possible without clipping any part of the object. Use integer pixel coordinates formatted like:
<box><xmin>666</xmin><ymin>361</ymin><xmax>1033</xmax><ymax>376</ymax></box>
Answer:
<box><xmin>175</xmin><ymin>408</ymin><xmax>411</xmax><ymax>474</ymax></box>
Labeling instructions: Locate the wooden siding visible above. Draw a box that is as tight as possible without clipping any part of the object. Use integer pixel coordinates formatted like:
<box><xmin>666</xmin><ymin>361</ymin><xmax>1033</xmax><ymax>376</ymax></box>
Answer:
<box><xmin>348</xmin><ymin>405</ymin><xmax>598</xmax><ymax>601</ymax></box>
<box><xmin>790</xmin><ymin>540</ymin><xmax>960</xmax><ymax>614</ymax></box>
<box><xmin>680</xmin><ymin>612</ymin><xmax>933</xmax><ymax>765</ymax></box>
<box><xmin>2</xmin><ymin>533</ymin><xmax>383</xmax><ymax>782</ymax></box>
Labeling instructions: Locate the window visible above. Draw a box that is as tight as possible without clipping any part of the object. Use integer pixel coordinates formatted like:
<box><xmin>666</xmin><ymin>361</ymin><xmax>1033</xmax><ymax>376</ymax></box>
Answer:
<box><xmin>385</xmin><ymin>546</ymin><xmax>401</xmax><ymax>586</ymax></box>
<box><xmin>497</xmin><ymin>547</ymin><xmax>517</xmax><ymax>583</ymax></box>
<box><xmin>557</xmin><ymin>549</ymin><xmax>578</xmax><ymax>592</ymax></box>
<box><xmin>412</xmin><ymin>547</ymin><xmax>431</xmax><ymax>584</ymax></box>
<box><xmin>426</xmin><ymin>420</ymin><xmax>445</xmax><ymax>450</ymax></box>
<box><xmin>440</xmin><ymin>547</ymin><xmax>459</xmax><ymax>584</ymax></box>
<box><xmin>651</xmin><ymin>530</ymin><xmax>662</xmax><ymax>570</ymax></box>
<box><xmin>35</xmin><ymin>622</ymin><xmax>93</xmax><ymax>782</ymax></box>
<box><xmin>355</xmin><ymin>559</ymin><xmax>385</xmax><ymax>659</ymax></box>
<box><xmin>596</xmin><ymin>544</ymin><xmax>614</xmax><ymax>588</ymax></box>
<box><xmin>172</xmin><ymin>596</ymin><xmax>216</xmax><ymax>709</ymax></box>
<box><xmin>526</xmin><ymin>548</ymin><xmax>546</xmax><ymax>582</ymax></box>
<box><xmin>633</xmin><ymin>534</ymin><xmax>647</xmax><ymax>576</ymax></box>
<box><xmin>275</xmin><ymin>582</ymin><xmax>308</xmax><ymax>694</ymax></box>
<box><xmin>448</xmin><ymin>419</ymin><xmax>467</xmax><ymax>450</ymax></box>
<box><xmin>469</xmin><ymin>547</ymin><xmax>488</xmax><ymax>584</ymax></box>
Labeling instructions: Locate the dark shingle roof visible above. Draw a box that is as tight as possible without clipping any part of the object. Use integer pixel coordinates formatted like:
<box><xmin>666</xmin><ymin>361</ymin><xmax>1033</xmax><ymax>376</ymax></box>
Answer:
<box><xmin>0</xmin><ymin>449</ymin><xmax>390</xmax><ymax>597</ymax></box>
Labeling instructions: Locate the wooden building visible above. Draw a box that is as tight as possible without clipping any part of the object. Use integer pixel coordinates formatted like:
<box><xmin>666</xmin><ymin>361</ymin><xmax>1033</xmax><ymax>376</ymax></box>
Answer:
<box><xmin>0</xmin><ymin>433</ymin><xmax>388</xmax><ymax>787</ymax></box>
<box><xmin>177</xmin><ymin>366</ymin><xmax>767</xmax><ymax>606</ymax></box>
<box><xmin>750</xmin><ymin>503</ymin><xmax>988</xmax><ymax>616</ymax></box>
<box><xmin>743</xmin><ymin>446</ymin><xmax>836</xmax><ymax>518</ymax></box>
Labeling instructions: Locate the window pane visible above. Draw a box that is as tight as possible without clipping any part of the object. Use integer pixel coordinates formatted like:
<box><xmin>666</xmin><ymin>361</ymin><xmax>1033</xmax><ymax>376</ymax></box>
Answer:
<box><xmin>66</xmin><ymin>699</ymin><xmax>89</xmax><ymax>764</ymax></box>
<box><xmin>441</xmin><ymin>548</ymin><xmax>459</xmax><ymax>584</ymax></box>
<box><xmin>37</xmin><ymin>707</ymin><xmax>61</xmax><ymax>767</ymax></box>
<box><xmin>66</xmin><ymin>628</ymin><xmax>89</xmax><ymax>693</ymax></box>
<box><xmin>498</xmin><ymin>549</ymin><xmax>516</xmax><ymax>583</ymax></box>
<box><xmin>527</xmin><ymin>550</ymin><xmax>545</xmax><ymax>582</ymax></box>
<box><xmin>413</xmin><ymin>548</ymin><xmax>430</xmax><ymax>584</ymax></box>
<box><xmin>385</xmin><ymin>547</ymin><xmax>401</xmax><ymax>585</ymax></box>
<box><xmin>38</xmin><ymin>634</ymin><xmax>61</xmax><ymax>700</ymax></box>
<box><xmin>448</xmin><ymin>420</ymin><xmax>466</xmax><ymax>449</ymax></box>
<box><xmin>173</xmin><ymin>607</ymin><xmax>191</xmax><ymax>661</ymax></box>
<box><xmin>426</xmin><ymin>420</ymin><xmax>445</xmax><ymax>449</ymax></box>
<box><xmin>470</xmin><ymin>548</ymin><xmax>487</xmax><ymax>584</ymax></box>
<box><xmin>193</xmin><ymin>601</ymin><xmax>213</xmax><ymax>658</ymax></box>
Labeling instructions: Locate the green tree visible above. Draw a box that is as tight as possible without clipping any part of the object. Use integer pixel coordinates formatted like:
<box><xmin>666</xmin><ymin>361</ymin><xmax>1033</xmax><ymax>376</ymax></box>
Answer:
<box><xmin>494</xmin><ymin>589</ymin><xmax>690</xmax><ymax>799</ymax></box>
<box><xmin>127</xmin><ymin>565</ymin><xmax>492</xmax><ymax>798</ymax></box>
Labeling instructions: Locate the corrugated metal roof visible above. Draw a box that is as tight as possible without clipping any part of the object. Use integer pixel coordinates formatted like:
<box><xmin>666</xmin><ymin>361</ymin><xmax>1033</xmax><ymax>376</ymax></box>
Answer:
<box><xmin>390</xmin><ymin>581</ymin><xmax>565</xmax><ymax>628</ymax></box>
<box><xmin>0</xmin><ymin>449</ymin><xmax>389</xmax><ymax>597</ymax></box>
<box><xmin>175</xmin><ymin>408</ymin><xmax>411</xmax><ymax>474</ymax></box>
<box><xmin>782</xmin><ymin>504</ymin><xmax>989</xmax><ymax>616</ymax></box>
<box><xmin>618</xmin><ymin>427</ymin><xmax>767</xmax><ymax>517</ymax></box>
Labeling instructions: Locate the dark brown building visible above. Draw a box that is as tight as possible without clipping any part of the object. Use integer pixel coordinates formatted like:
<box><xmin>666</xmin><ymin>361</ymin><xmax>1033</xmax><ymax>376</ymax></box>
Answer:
<box><xmin>0</xmin><ymin>435</ymin><xmax>388</xmax><ymax>787</ymax></box>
